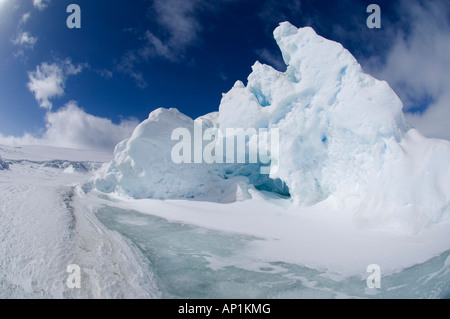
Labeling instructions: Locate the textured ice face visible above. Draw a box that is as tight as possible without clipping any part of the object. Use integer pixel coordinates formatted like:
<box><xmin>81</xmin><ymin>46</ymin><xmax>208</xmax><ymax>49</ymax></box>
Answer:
<box><xmin>219</xmin><ymin>22</ymin><xmax>408</xmax><ymax>205</ymax></box>
<box><xmin>93</xmin><ymin>22</ymin><xmax>450</xmax><ymax>233</ymax></box>
<box><xmin>93</xmin><ymin>107</ymin><xmax>253</xmax><ymax>202</ymax></box>
<box><xmin>94</xmin><ymin>108</ymin><xmax>215</xmax><ymax>199</ymax></box>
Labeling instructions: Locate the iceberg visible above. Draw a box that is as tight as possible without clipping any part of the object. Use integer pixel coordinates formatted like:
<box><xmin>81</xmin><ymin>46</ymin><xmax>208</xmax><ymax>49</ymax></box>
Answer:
<box><xmin>93</xmin><ymin>22</ymin><xmax>450</xmax><ymax>234</ymax></box>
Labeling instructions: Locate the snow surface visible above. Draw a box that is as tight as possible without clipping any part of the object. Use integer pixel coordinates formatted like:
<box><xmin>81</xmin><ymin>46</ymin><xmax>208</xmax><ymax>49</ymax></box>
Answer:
<box><xmin>0</xmin><ymin>144</ymin><xmax>113</xmax><ymax>162</ymax></box>
<box><xmin>1</xmin><ymin>144</ymin><xmax>449</xmax><ymax>298</ymax></box>
<box><xmin>88</xmin><ymin>190</ymin><xmax>450</xmax><ymax>278</ymax></box>
<box><xmin>0</xmin><ymin>146</ymin><xmax>159</xmax><ymax>298</ymax></box>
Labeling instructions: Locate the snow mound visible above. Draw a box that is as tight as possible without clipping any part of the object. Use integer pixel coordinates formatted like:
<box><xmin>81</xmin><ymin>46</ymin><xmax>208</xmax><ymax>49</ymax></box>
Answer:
<box><xmin>93</xmin><ymin>22</ymin><xmax>450</xmax><ymax>233</ymax></box>
<box><xmin>94</xmin><ymin>108</ymin><xmax>207</xmax><ymax>198</ymax></box>
<box><xmin>93</xmin><ymin>108</ymin><xmax>250</xmax><ymax>202</ymax></box>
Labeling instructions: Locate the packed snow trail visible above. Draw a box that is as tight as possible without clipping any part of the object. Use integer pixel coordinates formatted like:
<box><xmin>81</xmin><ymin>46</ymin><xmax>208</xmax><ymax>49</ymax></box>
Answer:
<box><xmin>0</xmin><ymin>150</ymin><xmax>159</xmax><ymax>298</ymax></box>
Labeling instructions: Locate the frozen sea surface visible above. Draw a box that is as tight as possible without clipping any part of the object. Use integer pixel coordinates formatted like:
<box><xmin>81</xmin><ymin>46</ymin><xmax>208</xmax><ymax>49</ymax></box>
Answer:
<box><xmin>96</xmin><ymin>206</ymin><xmax>450</xmax><ymax>299</ymax></box>
<box><xmin>0</xmin><ymin>145</ymin><xmax>449</xmax><ymax>298</ymax></box>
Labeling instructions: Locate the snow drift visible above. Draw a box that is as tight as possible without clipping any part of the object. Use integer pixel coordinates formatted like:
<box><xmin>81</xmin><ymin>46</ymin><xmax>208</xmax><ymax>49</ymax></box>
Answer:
<box><xmin>93</xmin><ymin>108</ymin><xmax>253</xmax><ymax>203</ymax></box>
<box><xmin>93</xmin><ymin>22</ymin><xmax>450</xmax><ymax>233</ymax></box>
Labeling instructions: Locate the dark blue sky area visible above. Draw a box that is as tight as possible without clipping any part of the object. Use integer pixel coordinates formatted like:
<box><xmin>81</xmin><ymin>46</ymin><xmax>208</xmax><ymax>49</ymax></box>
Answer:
<box><xmin>0</xmin><ymin>0</ymin><xmax>442</xmax><ymax>138</ymax></box>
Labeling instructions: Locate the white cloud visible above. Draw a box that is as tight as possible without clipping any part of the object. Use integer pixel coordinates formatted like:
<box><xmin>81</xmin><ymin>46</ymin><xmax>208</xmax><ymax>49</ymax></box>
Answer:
<box><xmin>12</xmin><ymin>12</ymin><xmax>36</xmax><ymax>57</ymax></box>
<box><xmin>255</xmin><ymin>48</ymin><xmax>286</xmax><ymax>71</ymax></box>
<box><xmin>12</xmin><ymin>31</ymin><xmax>37</xmax><ymax>48</ymax></box>
<box><xmin>405</xmin><ymin>92</ymin><xmax>450</xmax><ymax>141</ymax></box>
<box><xmin>117</xmin><ymin>51</ymin><xmax>148</xmax><ymax>89</ymax></box>
<box><xmin>150</xmin><ymin>0</ymin><xmax>201</xmax><ymax>58</ymax></box>
<box><xmin>118</xmin><ymin>0</ymin><xmax>238</xmax><ymax>87</ymax></box>
<box><xmin>96</xmin><ymin>69</ymin><xmax>113</xmax><ymax>79</ymax></box>
<box><xmin>147</xmin><ymin>0</ymin><xmax>241</xmax><ymax>59</ymax></box>
<box><xmin>117</xmin><ymin>0</ymin><xmax>201</xmax><ymax>87</ymax></box>
<box><xmin>364</xmin><ymin>0</ymin><xmax>450</xmax><ymax>140</ymax></box>
<box><xmin>27</xmin><ymin>59</ymin><xmax>84</xmax><ymax>110</ymax></box>
<box><xmin>33</xmin><ymin>0</ymin><xmax>50</xmax><ymax>10</ymax></box>
<box><xmin>19</xmin><ymin>12</ymin><xmax>31</xmax><ymax>25</ymax></box>
<box><xmin>258</xmin><ymin>0</ymin><xmax>302</xmax><ymax>25</ymax></box>
<box><xmin>141</xmin><ymin>31</ymin><xmax>177</xmax><ymax>62</ymax></box>
<box><xmin>217</xmin><ymin>70</ymin><xmax>228</xmax><ymax>81</ymax></box>
<box><xmin>0</xmin><ymin>101</ymin><xmax>139</xmax><ymax>152</ymax></box>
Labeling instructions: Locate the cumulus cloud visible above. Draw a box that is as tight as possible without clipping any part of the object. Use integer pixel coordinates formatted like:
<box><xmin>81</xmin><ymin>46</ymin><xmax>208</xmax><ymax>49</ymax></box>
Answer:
<box><xmin>3</xmin><ymin>57</ymin><xmax>135</xmax><ymax>151</ymax></box>
<box><xmin>33</xmin><ymin>0</ymin><xmax>51</xmax><ymax>10</ymax></box>
<box><xmin>405</xmin><ymin>94</ymin><xmax>450</xmax><ymax>141</ymax></box>
<box><xmin>0</xmin><ymin>101</ymin><xmax>139</xmax><ymax>152</ymax></box>
<box><xmin>27</xmin><ymin>59</ymin><xmax>84</xmax><ymax>110</ymax></box>
<box><xmin>6</xmin><ymin>56</ymin><xmax>136</xmax><ymax>152</ymax></box>
<box><xmin>364</xmin><ymin>0</ymin><xmax>450</xmax><ymax>140</ymax></box>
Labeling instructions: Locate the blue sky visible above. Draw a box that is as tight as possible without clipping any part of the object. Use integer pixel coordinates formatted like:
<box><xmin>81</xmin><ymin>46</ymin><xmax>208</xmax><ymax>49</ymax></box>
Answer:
<box><xmin>0</xmin><ymin>0</ymin><xmax>449</xmax><ymax>150</ymax></box>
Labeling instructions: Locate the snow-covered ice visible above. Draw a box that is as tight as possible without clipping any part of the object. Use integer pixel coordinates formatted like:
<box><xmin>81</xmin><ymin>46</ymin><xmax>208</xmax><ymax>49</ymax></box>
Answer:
<box><xmin>0</xmin><ymin>146</ymin><xmax>159</xmax><ymax>298</ymax></box>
